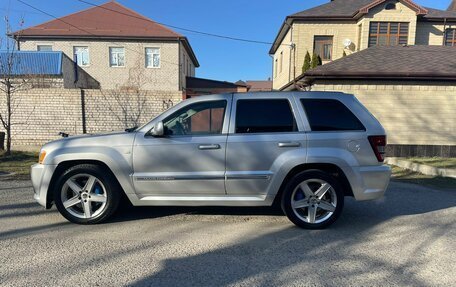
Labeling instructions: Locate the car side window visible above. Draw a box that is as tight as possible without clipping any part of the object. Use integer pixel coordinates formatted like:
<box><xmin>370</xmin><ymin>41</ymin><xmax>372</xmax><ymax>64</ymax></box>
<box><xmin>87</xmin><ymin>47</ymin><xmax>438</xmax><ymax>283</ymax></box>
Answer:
<box><xmin>301</xmin><ymin>99</ymin><xmax>365</xmax><ymax>131</ymax></box>
<box><xmin>163</xmin><ymin>100</ymin><xmax>227</xmax><ymax>136</ymax></box>
<box><xmin>235</xmin><ymin>99</ymin><xmax>297</xmax><ymax>133</ymax></box>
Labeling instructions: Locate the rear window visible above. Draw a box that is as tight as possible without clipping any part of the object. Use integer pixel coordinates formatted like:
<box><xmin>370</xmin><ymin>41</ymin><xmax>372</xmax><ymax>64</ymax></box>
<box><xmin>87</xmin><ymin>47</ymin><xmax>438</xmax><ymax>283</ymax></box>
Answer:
<box><xmin>236</xmin><ymin>99</ymin><xmax>297</xmax><ymax>133</ymax></box>
<box><xmin>301</xmin><ymin>99</ymin><xmax>365</xmax><ymax>131</ymax></box>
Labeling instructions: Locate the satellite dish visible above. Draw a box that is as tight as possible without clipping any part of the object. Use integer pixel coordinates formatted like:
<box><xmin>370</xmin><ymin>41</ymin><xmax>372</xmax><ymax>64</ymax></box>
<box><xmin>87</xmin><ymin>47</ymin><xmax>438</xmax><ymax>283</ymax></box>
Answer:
<box><xmin>343</xmin><ymin>39</ymin><xmax>352</xmax><ymax>48</ymax></box>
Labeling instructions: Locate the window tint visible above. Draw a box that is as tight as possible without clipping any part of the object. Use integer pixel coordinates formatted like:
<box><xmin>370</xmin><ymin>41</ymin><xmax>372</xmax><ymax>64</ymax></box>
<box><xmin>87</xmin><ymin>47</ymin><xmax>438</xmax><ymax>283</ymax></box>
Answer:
<box><xmin>163</xmin><ymin>100</ymin><xmax>226</xmax><ymax>136</ymax></box>
<box><xmin>301</xmin><ymin>99</ymin><xmax>365</xmax><ymax>131</ymax></box>
<box><xmin>236</xmin><ymin>99</ymin><xmax>297</xmax><ymax>133</ymax></box>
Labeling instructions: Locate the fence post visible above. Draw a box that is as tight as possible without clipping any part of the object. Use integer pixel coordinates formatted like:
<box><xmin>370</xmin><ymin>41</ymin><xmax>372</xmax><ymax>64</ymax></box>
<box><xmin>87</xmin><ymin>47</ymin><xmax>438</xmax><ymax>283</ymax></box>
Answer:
<box><xmin>0</xmin><ymin>132</ymin><xmax>5</xmax><ymax>150</ymax></box>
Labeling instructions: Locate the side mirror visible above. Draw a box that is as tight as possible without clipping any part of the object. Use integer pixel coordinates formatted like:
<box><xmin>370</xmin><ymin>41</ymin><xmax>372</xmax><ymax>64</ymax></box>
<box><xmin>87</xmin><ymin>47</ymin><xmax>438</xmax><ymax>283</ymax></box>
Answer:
<box><xmin>150</xmin><ymin>121</ymin><xmax>164</xmax><ymax>137</ymax></box>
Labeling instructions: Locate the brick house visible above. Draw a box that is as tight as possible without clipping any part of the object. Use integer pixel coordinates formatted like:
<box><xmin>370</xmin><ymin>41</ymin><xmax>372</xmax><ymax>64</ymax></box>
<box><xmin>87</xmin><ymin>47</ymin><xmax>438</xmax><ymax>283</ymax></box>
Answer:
<box><xmin>11</xmin><ymin>1</ymin><xmax>199</xmax><ymax>92</ymax></box>
<box><xmin>270</xmin><ymin>0</ymin><xmax>456</xmax><ymax>90</ymax></box>
<box><xmin>270</xmin><ymin>0</ymin><xmax>456</xmax><ymax>157</ymax></box>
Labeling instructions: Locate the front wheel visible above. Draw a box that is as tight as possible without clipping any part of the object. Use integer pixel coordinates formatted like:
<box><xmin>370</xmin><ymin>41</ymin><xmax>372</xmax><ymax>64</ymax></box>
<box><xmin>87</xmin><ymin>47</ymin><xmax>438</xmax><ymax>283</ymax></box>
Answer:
<box><xmin>281</xmin><ymin>170</ymin><xmax>344</xmax><ymax>229</ymax></box>
<box><xmin>54</xmin><ymin>164</ymin><xmax>120</xmax><ymax>224</ymax></box>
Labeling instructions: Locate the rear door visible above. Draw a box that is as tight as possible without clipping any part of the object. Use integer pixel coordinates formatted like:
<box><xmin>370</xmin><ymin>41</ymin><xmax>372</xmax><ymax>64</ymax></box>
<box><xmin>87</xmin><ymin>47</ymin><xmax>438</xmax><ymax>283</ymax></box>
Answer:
<box><xmin>225</xmin><ymin>94</ymin><xmax>306</xmax><ymax>196</ymax></box>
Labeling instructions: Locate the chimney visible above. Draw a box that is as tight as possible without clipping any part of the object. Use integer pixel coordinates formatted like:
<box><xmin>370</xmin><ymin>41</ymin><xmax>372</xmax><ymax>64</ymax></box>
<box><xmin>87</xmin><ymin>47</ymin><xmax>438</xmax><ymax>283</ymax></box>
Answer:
<box><xmin>449</xmin><ymin>0</ymin><xmax>456</xmax><ymax>11</ymax></box>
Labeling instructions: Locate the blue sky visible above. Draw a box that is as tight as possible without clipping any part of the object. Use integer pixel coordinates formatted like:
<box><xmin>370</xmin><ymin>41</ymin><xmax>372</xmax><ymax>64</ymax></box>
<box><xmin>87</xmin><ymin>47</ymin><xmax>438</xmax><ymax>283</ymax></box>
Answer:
<box><xmin>0</xmin><ymin>0</ymin><xmax>451</xmax><ymax>82</ymax></box>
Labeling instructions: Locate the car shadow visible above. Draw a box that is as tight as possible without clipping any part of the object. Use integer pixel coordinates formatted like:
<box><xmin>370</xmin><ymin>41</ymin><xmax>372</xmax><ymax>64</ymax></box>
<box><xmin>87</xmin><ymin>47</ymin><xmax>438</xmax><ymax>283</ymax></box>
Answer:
<box><xmin>108</xmin><ymin>182</ymin><xmax>456</xmax><ymax>227</ymax></box>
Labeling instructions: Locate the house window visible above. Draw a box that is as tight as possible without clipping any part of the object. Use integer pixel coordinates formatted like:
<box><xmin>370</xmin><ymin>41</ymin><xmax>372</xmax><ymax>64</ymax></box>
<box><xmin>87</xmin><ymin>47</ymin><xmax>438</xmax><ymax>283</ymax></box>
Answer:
<box><xmin>369</xmin><ymin>22</ymin><xmax>409</xmax><ymax>47</ymax></box>
<box><xmin>445</xmin><ymin>29</ymin><xmax>456</xmax><ymax>46</ymax></box>
<box><xmin>109</xmin><ymin>47</ymin><xmax>125</xmax><ymax>67</ymax></box>
<box><xmin>314</xmin><ymin>36</ymin><xmax>333</xmax><ymax>61</ymax></box>
<box><xmin>145</xmin><ymin>47</ymin><xmax>160</xmax><ymax>68</ymax></box>
<box><xmin>385</xmin><ymin>3</ymin><xmax>397</xmax><ymax>10</ymax></box>
<box><xmin>73</xmin><ymin>46</ymin><xmax>90</xmax><ymax>66</ymax></box>
<box><xmin>37</xmin><ymin>45</ymin><xmax>52</xmax><ymax>51</ymax></box>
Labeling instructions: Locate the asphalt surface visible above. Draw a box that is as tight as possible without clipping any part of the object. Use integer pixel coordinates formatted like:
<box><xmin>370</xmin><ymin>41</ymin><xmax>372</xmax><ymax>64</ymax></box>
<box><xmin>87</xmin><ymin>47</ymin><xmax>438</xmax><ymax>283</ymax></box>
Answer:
<box><xmin>0</xmin><ymin>180</ymin><xmax>455</xmax><ymax>287</ymax></box>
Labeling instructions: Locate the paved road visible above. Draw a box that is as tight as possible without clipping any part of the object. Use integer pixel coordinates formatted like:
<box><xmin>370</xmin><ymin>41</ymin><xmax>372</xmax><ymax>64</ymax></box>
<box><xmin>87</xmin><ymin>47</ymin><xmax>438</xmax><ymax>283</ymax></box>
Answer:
<box><xmin>0</xmin><ymin>180</ymin><xmax>455</xmax><ymax>287</ymax></box>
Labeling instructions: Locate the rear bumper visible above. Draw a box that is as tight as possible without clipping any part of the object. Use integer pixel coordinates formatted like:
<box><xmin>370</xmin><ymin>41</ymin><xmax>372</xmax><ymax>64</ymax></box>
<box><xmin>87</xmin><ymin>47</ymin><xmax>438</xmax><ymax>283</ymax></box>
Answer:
<box><xmin>347</xmin><ymin>164</ymin><xmax>391</xmax><ymax>201</ymax></box>
<box><xmin>31</xmin><ymin>163</ymin><xmax>57</xmax><ymax>208</ymax></box>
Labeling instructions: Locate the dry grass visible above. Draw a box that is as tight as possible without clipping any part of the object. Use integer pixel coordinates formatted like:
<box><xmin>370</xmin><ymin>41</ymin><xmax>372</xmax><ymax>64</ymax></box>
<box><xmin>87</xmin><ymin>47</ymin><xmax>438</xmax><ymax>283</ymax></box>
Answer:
<box><xmin>391</xmin><ymin>165</ymin><xmax>456</xmax><ymax>190</ymax></box>
<box><xmin>405</xmin><ymin>157</ymin><xmax>456</xmax><ymax>169</ymax></box>
<box><xmin>0</xmin><ymin>150</ymin><xmax>38</xmax><ymax>180</ymax></box>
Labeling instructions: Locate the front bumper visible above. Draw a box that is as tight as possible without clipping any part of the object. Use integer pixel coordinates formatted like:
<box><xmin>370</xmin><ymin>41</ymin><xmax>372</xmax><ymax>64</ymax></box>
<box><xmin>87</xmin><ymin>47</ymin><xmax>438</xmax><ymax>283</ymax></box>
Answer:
<box><xmin>347</xmin><ymin>164</ymin><xmax>391</xmax><ymax>201</ymax></box>
<box><xmin>31</xmin><ymin>163</ymin><xmax>57</xmax><ymax>208</ymax></box>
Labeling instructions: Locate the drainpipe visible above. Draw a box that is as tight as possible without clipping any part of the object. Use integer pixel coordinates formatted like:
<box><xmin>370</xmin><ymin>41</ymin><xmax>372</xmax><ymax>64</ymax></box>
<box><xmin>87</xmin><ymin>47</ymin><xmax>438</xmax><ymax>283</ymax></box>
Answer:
<box><xmin>443</xmin><ymin>18</ymin><xmax>447</xmax><ymax>46</ymax></box>
<box><xmin>284</xmin><ymin>22</ymin><xmax>294</xmax><ymax>84</ymax></box>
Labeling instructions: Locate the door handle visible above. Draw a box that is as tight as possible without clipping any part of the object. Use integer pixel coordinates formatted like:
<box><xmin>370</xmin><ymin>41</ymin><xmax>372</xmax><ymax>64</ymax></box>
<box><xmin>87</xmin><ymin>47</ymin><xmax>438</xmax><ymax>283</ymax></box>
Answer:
<box><xmin>278</xmin><ymin>142</ymin><xmax>301</xmax><ymax>148</ymax></box>
<box><xmin>198</xmin><ymin>144</ymin><xmax>221</xmax><ymax>150</ymax></box>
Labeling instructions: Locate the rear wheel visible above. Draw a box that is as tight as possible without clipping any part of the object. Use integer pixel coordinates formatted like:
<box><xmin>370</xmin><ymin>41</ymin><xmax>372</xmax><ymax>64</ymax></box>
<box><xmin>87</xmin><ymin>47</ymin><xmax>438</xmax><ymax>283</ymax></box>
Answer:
<box><xmin>281</xmin><ymin>170</ymin><xmax>344</xmax><ymax>229</ymax></box>
<box><xmin>54</xmin><ymin>164</ymin><xmax>120</xmax><ymax>224</ymax></box>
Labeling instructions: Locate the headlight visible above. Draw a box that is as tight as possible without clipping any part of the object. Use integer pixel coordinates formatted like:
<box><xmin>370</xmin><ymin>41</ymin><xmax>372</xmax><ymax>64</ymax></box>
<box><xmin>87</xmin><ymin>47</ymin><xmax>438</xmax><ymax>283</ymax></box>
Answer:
<box><xmin>38</xmin><ymin>150</ymin><xmax>47</xmax><ymax>164</ymax></box>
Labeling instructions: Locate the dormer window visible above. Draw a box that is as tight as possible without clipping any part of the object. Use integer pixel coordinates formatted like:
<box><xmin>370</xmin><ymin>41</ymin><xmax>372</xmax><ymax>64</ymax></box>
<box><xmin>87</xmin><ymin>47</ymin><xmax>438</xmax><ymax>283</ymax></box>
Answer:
<box><xmin>385</xmin><ymin>3</ymin><xmax>397</xmax><ymax>10</ymax></box>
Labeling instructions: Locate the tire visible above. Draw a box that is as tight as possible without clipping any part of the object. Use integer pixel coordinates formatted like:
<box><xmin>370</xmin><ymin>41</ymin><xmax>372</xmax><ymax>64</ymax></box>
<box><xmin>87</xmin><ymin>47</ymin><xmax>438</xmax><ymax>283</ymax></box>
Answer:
<box><xmin>281</xmin><ymin>170</ymin><xmax>344</xmax><ymax>229</ymax></box>
<box><xmin>53</xmin><ymin>164</ymin><xmax>120</xmax><ymax>224</ymax></box>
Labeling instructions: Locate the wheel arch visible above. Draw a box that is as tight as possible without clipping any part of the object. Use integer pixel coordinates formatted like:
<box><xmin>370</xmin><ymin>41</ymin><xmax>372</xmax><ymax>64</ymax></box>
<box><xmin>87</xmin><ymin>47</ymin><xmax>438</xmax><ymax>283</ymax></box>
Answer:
<box><xmin>272</xmin><ymin>163</ymin><xmax>354</xmax><ymax>207</ymax></box>
<box><xmin>46</xmin><ymin>160</ymin><xmax>127</xmax><ymax>208</ymax></box>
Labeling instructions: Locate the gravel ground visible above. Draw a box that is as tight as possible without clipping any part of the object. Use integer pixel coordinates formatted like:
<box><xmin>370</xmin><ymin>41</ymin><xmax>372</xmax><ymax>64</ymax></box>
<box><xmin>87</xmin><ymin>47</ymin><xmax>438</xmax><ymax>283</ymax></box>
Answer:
<box><xmin>0</xmin><ymin>180</ymin><xmax>455</xmax><ymax>287</ymax></box>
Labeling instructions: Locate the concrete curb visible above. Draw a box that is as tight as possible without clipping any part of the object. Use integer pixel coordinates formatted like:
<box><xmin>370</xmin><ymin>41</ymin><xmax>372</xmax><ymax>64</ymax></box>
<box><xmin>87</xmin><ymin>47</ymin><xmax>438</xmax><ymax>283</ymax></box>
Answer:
<box><xmin>385</xmin><ymin>157</ymin><xmax>456</xmax><ymax>179</ymax></box>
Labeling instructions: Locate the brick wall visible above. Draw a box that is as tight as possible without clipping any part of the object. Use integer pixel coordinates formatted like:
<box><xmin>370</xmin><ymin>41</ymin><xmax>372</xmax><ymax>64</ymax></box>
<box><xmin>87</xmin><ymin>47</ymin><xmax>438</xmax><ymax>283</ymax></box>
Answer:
<box><xmin>311</xmin><ymin>80</ymin><xmax>456</xmax><ymax>146</ymax></box>
<box><xmin>0</xmin><ymin>88</ymin><xmax>183</xmax><ymax>149</ymax></box>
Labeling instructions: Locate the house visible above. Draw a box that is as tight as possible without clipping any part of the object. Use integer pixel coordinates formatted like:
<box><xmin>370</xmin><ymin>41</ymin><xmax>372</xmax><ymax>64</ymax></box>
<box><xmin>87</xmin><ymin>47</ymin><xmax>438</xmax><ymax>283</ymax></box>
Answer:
<box><xmin>235</xmin><ymin>80</ymin><xmax>273</xmax><ymax>92</ymax></box>
<box><xmin>3</xmin><ymin>1</ymin><xmax>203</xmax><ymax>148</ymax></box>
<box><xmin>186</xmin><ymin>77</ymin><xmax>248</xmax><ymax>98</ymax></box>
<box><xmin>11</xmin><ymin>1</ymin><xmax>199</xmax><ymax>92</ymax></box>
<box><xmin>270</xmin><ymin>0</ymin><xmax>456</xmax><ymax>91</ymax></box>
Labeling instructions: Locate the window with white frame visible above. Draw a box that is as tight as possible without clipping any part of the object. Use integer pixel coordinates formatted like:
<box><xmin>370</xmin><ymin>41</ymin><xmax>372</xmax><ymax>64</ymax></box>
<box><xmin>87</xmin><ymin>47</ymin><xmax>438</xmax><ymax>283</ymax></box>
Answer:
<box><xmin>37</xmin><ymin>45</ymin><xmax>52</xmax><ymax>51</ymax></box>
<box><xmin>73</xmin><ymin>46</ymin><xmax>90</xmax><ymax>66</ymax></box>
<box><xmin>145</xmin><ymin>47</ymin><xmax>160</xmax><ymax>68</ymax></box>
<box><xmin>109</xmin><ymin>47</ymin><xmax>125</xmax><ymax>67</ymax></box>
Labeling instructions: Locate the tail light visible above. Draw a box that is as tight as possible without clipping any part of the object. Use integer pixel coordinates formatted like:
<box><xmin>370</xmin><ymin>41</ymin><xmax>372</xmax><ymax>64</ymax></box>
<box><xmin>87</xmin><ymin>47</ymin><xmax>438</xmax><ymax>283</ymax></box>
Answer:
<box><xmin>368</xmin><ymin>135</ymin><xmax>386</xmax><ymax>162</ymax></box>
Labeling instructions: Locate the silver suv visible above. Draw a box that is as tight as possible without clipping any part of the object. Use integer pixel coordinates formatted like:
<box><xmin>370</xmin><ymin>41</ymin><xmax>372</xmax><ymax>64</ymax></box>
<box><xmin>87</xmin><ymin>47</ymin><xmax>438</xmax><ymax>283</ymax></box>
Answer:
<box><xmin>31</xmin><ymin>92</ymin><xmax>391</xmax><ymax>229</ymax></box>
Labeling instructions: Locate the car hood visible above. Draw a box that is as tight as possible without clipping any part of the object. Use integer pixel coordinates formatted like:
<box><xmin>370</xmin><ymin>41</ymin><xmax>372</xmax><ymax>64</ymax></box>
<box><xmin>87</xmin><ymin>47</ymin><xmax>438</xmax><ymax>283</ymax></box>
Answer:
<box><xmin>42</xmin><ymin>131</ymin><xmax>136</xmax><ymax>152</ymax></box>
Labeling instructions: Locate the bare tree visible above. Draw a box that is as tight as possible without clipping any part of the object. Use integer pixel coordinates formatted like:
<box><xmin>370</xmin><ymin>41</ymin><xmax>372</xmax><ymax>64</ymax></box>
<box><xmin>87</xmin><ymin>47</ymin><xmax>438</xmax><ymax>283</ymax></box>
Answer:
<box><xmin>102</xmin><ymin>51</ymin><xmax>150</xmax><ymax>129</ymax></box>
<box><xmin>0</xmin><ymin>17</ymin><xmax>26</xmax><ymax>155</ymax></box>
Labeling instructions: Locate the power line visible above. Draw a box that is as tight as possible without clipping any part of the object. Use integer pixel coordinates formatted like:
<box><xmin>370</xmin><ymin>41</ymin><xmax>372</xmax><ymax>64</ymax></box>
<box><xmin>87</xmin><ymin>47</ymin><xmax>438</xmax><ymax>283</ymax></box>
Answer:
<box><xmin>14</xmin><ymin>0</ymin><xmax>182</xmax><ymax>67</ymax></box>
<box><xmin>74</xmin><ymin>0</ymin><xmax>285</xmax><ymax>47</ymax></box>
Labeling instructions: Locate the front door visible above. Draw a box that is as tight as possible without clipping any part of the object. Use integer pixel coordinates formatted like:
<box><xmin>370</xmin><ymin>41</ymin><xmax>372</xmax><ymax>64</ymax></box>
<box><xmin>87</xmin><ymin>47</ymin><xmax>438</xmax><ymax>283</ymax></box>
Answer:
<box><xmin>132</xmin><ymin>98</ymin><xmax>230</xmax><ymax>196</ymax></box>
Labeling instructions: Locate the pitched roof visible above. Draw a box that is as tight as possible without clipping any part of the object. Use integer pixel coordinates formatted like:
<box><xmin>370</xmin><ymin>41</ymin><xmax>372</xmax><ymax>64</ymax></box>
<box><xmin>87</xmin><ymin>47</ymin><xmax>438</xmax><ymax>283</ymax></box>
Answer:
<box><xmin>0</xmin><ymin>51</ymin><xmax>62</xmax><ymax>76</ymax></box>
<box><xmin>449</xmin><ymin>1</ymin><xmax>456</xmax><ymax>11</ymax></box>
<box><xmin>11</xmin><ymin>1</ymin><xmax>199</xmax><ymax>67</ymax></box>
<box><xmin>270</xmin><ymin>0</ymin><xmax>454</xmax><ymax>54</ymax></box>
<box><xmin>186</xmin><ymin>77</ymin><xmax>246</xmax><ymax>89</ymax></box>
<box><xmin>13</xmin><ymin>1</ymin><xmax>182</xmax><ymax>38</ymax></box>
<box><xmin>245</xmin><ymin>80</ymin><xmax>273</xmax><ymax>92</ymax></box>
<box><xmin>296</xmin><ymin>45</ymin><xmax>456</xmax><ymax>86</ymax></box>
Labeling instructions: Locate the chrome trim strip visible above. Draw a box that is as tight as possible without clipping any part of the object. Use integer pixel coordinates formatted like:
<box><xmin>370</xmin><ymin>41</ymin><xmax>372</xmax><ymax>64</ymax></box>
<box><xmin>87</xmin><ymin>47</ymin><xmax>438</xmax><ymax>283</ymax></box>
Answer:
<box><xmin>225</xmin><ymin>171</ymin><xmax>274</xmax><ymax>180</ymax></box>
<box><xmin>226</xmin><ymin>175</ymin><xmax>271</xmax><ymax>180</ymax></box>
<box><xmin>135</xmin><ymin>175</ymin><xmax>224</xmax><ymax>181</ymax></box>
